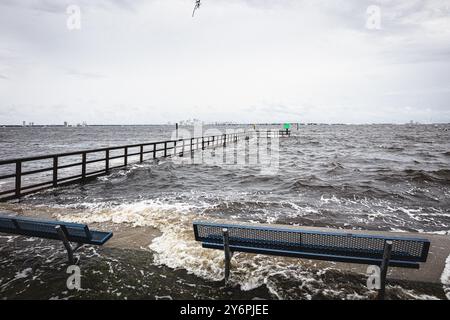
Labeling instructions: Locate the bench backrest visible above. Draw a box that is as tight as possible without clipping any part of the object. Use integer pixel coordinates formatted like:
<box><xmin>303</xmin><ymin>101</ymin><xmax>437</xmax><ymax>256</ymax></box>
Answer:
<box><xmin>193</xmin><ymin>221</ymin><xmax>430</xmax><ymax>265</ymax></box>
<box><xmin>0</xmin><ymin>215</ymin><xmax>93</xmax><ymax>243</ymax></box>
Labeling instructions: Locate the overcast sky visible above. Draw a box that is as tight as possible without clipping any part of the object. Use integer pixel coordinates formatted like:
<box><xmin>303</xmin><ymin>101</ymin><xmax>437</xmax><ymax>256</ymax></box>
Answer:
<box><xmin>0</xmin><ymin>0</ymin><xmax>449</xmax><ymax>125</ymax></box>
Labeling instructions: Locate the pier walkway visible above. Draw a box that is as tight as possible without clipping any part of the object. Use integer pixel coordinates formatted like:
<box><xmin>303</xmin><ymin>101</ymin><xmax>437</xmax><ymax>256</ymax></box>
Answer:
<box><xmin>0</xmin><ymin>129</ymin><xmax>289</xmax><ymax>201</ymax></box>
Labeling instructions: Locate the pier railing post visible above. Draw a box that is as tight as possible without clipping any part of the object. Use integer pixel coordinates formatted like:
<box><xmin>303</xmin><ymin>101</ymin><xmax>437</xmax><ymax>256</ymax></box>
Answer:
<box><xmin>181</xmin><ymin>139</ymin><xmax>185</xmax><ymax>156</ymax></box>
<box><xmin>223</xmin><ymin>228</ymin><xmax>231</xmax><ymax>284</ymax></box>
<box><xmin>1</xmin><ymin>127</ymin><xmax>286</xmax><ymax>202</ymax></box>
<box><xmin>15</xmin><ymin>161</ymin><xmax>22</xmax><ymax>197</ymax></box>
<box><xmin>105</xmin><ymin>149</ymin><xmax>110</xmax><ymax>173</ymax></box>
<box><xmin>378</xmin><ymin>240</ymin><xmax>393</xmax><ymax>300</ymax></box>
<box><xmin>81</xmin><ymin>152</ymin><xmax>86</xmax><ymax>181</ymax></box>
<box><xmin>53</xmin><ymin>156</ymin><xmax>58</xmax><ymax>188</ymax></box>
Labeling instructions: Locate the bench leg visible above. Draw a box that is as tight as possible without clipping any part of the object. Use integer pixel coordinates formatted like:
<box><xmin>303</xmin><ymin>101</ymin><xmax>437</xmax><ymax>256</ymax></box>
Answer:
<box><xmin>55</xmin><ymin>225</ymin><xmax>74</xmax><ymax>264</ymax></box>
<box><xmin>223</xmin><ymin>228</ymin><xmax>232</xmax><ymax>284</ymax></box>
<box><xmin>378</xmin><ymin>240</ymin><xmax>393</xmax><ymax>300</ymax></box>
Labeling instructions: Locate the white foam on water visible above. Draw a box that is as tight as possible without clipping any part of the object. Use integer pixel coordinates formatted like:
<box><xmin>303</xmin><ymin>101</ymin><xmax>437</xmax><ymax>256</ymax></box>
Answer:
<box><xmin>50</xmin><ymin>198</ymin><xmax>444</xmax><ymax>300</ymax></box>
<box><xmin>54</xmin><ymin>199</ymin><xmax>227</xmax><ymax>281</ymax></box>
<box><xmin>0</xmin><ymin>235</ymin><xmax>19</xmax><ymax>243</ymax></box>
<box><xmin>0</xmin><ymin>267</ymin><xmax>33</xmax><ymax>291</ymax></box>
<box><xmin>14</xmin><ymin>268</ymin><xmax>33</xmax><ymax>280</ymax></box>
<box><xmin>165</xmin><ymin>228</ymin><xmax>353</xmax><ymax>298</ymax></box>
<box><xmin>320</xmin><ymin>194</ymin><xmax>341</xmax><ymax>204</ymax></box>
<box><xmin>388</xmin><ymin>285</ymin><xmax>440</xmax><ymax>300</ymax></box>
<box><xmin>441</xmin><ymin>254</ymin><xmax>450</xmax><ymax>300</ymax></box>
<box><xmin>52</xmin><ymin>199</ymin><xmax>348</xmax><ymax>297</ymax></box>
<box><xmin>283</xmin><ymin>201</ymin><xmax>319</xmax><ymax>217</ymax></box>
<box><xmin>417</xmin><ymin>229</ymin><xmax>450</xmax><ymax>235</ymax></box>
<box><xmin>97</xmin><ymin>162</ymin><xmax>154</xmax><ymax>182</ymax></box>
<box><xmin>389</xmin><ymin>228</ymin><xmax>407</xmax><ymax>233</ymax></box>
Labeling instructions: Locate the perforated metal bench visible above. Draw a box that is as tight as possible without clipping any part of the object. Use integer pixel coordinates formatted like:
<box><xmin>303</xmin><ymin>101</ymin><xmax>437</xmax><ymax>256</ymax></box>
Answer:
<box><xmin>193</xmin><ymin>221</ymin><xmax>430</xmax><ymax>298</ymax></box>
<box><xmin>0</xmin><ymin>214</ymin><xmax>113</xmax><ymax>264</ymax></box>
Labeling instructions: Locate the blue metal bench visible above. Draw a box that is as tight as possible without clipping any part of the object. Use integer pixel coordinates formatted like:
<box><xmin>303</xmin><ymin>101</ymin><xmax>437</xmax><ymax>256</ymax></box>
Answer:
<box><xmin>193</xmin><ymin>221</ymin><xmax>430</xmax><ymax>298</ymax></box>
<box><xmin>0</xmin><ymin>214</ymin><xmax>113</xmax><ymax>264</ymax></box>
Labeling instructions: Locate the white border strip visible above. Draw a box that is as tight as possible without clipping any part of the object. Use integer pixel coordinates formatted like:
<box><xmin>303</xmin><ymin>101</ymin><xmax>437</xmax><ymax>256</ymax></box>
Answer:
<box><xmin>441</xmin><ymin>254</ymin><xmax>450</xmax><ymax>300</ymax></box>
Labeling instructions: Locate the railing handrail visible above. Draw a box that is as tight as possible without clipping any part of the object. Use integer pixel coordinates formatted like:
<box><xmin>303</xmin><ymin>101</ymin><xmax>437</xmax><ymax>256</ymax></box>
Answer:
<box><xmin>0</xmin><ymin>131</ymin><xmax>251</xmax><ymax>165</ymax></box>
<box><xmin>0</xmin><ymin>128</ymin><xmax>290</xmax><ymax>201</ymax></box>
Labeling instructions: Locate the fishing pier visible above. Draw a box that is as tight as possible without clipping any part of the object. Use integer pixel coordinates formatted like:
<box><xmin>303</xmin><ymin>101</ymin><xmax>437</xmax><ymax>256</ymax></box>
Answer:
<box><xmin>0</xmin><ymin>128</ymin><xmax>290</xmax><ymax>201</ymax></box>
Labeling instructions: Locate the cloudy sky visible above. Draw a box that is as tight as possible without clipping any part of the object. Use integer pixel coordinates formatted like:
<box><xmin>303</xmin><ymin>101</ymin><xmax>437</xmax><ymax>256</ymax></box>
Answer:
<box><xmin>0</xmin><ymin>0</ymin><xmax>449</xmax><ymax>125</ymax></box>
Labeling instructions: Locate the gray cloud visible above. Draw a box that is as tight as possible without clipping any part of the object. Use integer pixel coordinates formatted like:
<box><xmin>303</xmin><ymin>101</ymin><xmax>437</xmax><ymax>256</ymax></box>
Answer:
<box><xmin>0</xmin><ymin>0</ymin><xmax>148</xmax><ymax>13</ymax></box>
<box><xmin>65</xmin><ymin>69</ymin><xmax>108</xmax><ymax>79</ymax></box>
<box><xmin>0</xmin><ymin>0</ymin><xmax>449</xmax><ymax>125</ymax></box>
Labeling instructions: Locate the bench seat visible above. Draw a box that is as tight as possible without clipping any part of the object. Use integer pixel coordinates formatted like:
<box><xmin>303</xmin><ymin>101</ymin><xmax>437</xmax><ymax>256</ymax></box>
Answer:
<box><xmin>194</xmin><ymin>221</ymin><xmax>429</xmax><ymax>266</ymax></box>
<box><xmin>0</xmin><ymin>215</ymin><xmax>112</xmax><ymax>245</ymax></box>
<box><xmin>202</xmin><ymin>242</ymin><xmax>420</xmax><ymax>268</ymax></box>
<box><xmin>0</xmin><ymin>213</ymin><xmax>113</xmax><ymax>263</ymax></box>
<box><xmin>193</xmin><ymin>220</ymin><xmax>431</xmax><ymax>298</ymax></box>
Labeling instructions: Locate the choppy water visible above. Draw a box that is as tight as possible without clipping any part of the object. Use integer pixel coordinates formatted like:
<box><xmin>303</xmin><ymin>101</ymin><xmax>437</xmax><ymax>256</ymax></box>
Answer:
<box><xmin>0</xmin><ymin>124</ymin><xmax>449</xmax><ymax>299</ymax></box>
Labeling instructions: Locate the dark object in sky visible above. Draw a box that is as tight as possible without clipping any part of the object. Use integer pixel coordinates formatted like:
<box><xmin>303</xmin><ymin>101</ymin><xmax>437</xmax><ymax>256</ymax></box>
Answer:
<box><xmin>192</xmin><ymin>0</ymin><xmax>201</xmax><ymax>17</ymax></box>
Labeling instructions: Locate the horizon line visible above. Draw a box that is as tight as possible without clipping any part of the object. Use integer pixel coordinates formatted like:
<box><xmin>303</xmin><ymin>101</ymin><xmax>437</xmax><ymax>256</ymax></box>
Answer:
<box><xmin>1</xmin><ymin>122</ymin><xmax>449</xmax><ymax>127</ymax></box>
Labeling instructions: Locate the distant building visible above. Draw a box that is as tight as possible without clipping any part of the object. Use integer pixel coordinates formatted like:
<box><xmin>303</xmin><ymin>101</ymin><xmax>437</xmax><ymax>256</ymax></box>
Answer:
<box><xmin>64</xmin><ymin>121</ymin><xmax>68</xmax><ymax>127</ymax></box>
<box><xmin>22</xmin><ymin>121</ymin><xmax>26</xmax><ymax>127</ymax></box>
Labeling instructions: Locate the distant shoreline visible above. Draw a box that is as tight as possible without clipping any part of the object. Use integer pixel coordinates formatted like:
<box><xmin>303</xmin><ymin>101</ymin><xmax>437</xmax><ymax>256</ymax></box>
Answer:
<box><xmin>0</xmin><ymin>123</ymin><xmax>449</xmax><ymax>127</ymax></box>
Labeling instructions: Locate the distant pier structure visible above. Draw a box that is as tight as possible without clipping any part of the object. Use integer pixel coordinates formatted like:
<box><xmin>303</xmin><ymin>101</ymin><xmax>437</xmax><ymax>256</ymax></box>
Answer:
<box><xmin>0</xmin><ymin>127</ymin><xmax>291</xmax><ymax>201</ymax></box>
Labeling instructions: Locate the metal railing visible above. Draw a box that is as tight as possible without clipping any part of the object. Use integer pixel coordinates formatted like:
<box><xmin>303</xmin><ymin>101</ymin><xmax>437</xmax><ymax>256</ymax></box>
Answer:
<box><xmin>0</xmin><ymin>129</ymin><xmax>290</xmax><ymax>201</ymax></box>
